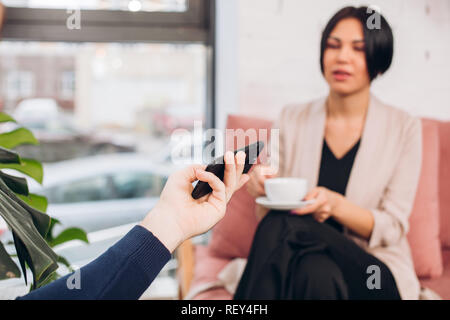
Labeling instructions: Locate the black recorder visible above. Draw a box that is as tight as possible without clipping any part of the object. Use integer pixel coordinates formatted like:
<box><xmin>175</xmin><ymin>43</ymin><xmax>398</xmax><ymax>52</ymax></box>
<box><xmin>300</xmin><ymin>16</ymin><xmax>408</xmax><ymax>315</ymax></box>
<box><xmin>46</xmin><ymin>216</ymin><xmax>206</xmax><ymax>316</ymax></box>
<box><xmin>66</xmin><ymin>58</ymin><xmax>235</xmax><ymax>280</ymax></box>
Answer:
<box><xmin>191</xmin><ymin>141</ymin><xmax>265</xmax><ymax>200</ymax></box>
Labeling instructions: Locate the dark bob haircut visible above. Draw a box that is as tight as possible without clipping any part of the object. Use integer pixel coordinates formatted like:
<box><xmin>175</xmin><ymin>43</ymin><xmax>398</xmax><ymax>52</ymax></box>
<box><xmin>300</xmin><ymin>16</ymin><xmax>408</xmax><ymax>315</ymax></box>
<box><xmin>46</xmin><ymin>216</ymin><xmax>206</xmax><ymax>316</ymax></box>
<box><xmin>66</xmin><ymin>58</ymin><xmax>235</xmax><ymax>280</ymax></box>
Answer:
<box><xmin>320</xmin><ymin>6</ymin><xmax>394</xmax><ymax>81</ymax></box>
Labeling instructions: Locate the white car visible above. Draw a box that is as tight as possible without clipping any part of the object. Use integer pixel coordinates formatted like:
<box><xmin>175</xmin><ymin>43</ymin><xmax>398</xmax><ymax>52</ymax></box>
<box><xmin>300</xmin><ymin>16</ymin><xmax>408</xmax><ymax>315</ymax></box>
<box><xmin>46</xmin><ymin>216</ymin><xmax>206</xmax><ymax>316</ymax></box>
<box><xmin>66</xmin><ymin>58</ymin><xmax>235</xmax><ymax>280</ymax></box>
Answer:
<box><xmin>13</xmin><ymin>98</ymin><xmax>80</xmax><ymax>140</ymax></box>
<box><xmin>29</xmin><ymin>153</ymin><xmax>173</xmax><ymax>234</ymax></box>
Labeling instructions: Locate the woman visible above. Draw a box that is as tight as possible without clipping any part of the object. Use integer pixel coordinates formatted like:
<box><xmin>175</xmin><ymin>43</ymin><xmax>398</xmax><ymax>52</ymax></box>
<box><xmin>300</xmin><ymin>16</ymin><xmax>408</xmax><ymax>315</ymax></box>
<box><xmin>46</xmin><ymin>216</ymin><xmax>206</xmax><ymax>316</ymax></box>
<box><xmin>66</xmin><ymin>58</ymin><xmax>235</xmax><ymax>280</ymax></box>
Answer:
<box><xmin>235</xmin><ymin>6</ymin><xmax>422</xmax><ymax>300</ymax></box>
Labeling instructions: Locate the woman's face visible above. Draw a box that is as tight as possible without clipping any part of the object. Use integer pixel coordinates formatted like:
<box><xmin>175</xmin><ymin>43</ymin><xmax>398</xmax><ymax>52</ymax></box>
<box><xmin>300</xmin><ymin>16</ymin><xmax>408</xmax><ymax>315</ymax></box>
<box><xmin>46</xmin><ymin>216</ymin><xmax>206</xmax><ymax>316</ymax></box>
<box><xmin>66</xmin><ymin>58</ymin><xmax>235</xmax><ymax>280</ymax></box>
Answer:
<box><xmin>323</xmin><ymin>18</ymin><xmax>371</xmax><ymax>95</ymax></box>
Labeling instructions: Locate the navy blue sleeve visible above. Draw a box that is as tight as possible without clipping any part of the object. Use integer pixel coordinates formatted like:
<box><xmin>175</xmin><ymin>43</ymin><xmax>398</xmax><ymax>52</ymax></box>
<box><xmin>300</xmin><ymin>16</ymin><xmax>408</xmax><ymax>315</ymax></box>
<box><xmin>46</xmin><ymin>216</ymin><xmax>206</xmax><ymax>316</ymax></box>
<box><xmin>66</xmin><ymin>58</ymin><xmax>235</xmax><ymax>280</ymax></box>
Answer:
<box><xmin>17</xmin><ymin>225</ymin><xmax>172</xmax><ymax>300</ymax></box>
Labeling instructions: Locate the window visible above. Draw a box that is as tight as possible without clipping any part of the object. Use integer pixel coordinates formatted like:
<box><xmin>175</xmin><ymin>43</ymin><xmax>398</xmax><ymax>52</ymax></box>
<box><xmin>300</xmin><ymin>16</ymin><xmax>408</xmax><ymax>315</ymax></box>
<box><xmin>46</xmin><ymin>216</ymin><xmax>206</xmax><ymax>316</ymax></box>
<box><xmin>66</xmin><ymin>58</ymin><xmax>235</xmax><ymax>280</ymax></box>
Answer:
<box><xmin>0</xmin><ymin>0</ymin><xmax>215</xmax><ymax>299</ymax></box>
<box><xmin>4</xmin><ymin>70</ymin><xmax>34</xmax><ymax>99</ymax></box>
<box><xmin>1</xmin><ymin>0</ymin><xmax>215</xmax><ymax>143</ymax></box>
<box><xmin>0</xmin><ymin>41</ymin><xmax>207</xmax><ymax>138</ymax></box>
<box><xmin>3</xmin><ymin>0</ymin><xmax>188</xmax><ymax>13</ymax></box>
<box><xmin>60</xmin><ymin>70</ymin><xmax>75</xmax><ymax>99</ymax></box>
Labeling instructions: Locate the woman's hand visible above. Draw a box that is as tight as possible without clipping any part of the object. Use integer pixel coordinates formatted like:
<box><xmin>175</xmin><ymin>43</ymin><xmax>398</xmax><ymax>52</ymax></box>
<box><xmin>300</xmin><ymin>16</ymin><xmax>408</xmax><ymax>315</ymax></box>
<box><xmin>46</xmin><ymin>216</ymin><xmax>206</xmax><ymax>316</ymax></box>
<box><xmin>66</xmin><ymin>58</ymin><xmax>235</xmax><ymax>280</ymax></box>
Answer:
<box><xmin>291</xmin><ymin>187</ymin><xmax>343</xmax><ymax>223</ymax></box>
<box><xmin>140</xmin><ymin>151</ymin><xmax>249</xmax><ymax>253</ymax></box>
<box><xmin>246</xmin><ymin>164</ymin><xmax>277</xmax><ymax>198</ymax></box>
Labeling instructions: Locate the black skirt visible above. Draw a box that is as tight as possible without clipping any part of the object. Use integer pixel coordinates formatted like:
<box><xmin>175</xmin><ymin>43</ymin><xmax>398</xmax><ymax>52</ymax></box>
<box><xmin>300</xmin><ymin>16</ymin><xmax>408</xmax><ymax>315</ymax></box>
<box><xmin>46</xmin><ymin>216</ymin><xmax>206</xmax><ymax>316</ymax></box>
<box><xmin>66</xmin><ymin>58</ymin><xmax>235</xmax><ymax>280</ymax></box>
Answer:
<box><xmin>233</xmin><ymin>211</ymin><xmax>401</xmax><ymax>300</ymax></box>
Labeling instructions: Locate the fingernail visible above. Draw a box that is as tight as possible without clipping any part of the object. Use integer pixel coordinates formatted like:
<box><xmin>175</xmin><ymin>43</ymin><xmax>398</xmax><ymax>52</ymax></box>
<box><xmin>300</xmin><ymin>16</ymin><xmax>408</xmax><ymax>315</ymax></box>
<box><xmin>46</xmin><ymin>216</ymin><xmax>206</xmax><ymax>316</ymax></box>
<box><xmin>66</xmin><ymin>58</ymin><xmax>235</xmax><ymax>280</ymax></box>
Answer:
<box><xmin>224</xmin><ymin>151</ymin><xmax>232</xmax><ymax>163</ymax></box>
<box><xmin>237</xmin><ymin>151</ymin><xmax>246</xmax><ymax>163</ymax></box>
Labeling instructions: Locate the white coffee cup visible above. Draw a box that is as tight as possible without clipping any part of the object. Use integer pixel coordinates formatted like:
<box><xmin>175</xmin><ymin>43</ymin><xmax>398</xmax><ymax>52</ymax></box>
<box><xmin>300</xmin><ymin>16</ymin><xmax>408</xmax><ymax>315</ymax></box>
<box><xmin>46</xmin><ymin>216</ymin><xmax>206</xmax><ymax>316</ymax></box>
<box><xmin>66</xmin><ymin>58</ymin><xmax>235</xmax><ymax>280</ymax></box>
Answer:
<box><xmin>264</xmin><ymin>178</ymin><xmax>308</xmax><ymax>203</ymax></box>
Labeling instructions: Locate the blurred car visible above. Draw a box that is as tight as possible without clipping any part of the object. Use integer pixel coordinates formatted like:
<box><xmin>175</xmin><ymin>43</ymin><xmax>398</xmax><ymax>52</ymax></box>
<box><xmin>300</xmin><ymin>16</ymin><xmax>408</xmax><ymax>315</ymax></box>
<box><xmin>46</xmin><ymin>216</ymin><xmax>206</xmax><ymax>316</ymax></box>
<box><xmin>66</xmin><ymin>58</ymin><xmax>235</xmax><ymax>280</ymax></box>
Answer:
<box><xmin>151</xmin><ymin>104</ymin><xmax>203</xmax><ymax>136</ymax></box>
<box><xmin>13</xmin><ymin>98</ymin><xmax>80</xmax><ymax>141</ymax></box>
<box><xmin>25</xmin><ymin>153</ymin><xmax>172</xmax><ymax>234</ymax></box>
<box><xmin>9</xmin><ymin>98</ymin><xmax>135</xmax><ymax>162</ymax></box>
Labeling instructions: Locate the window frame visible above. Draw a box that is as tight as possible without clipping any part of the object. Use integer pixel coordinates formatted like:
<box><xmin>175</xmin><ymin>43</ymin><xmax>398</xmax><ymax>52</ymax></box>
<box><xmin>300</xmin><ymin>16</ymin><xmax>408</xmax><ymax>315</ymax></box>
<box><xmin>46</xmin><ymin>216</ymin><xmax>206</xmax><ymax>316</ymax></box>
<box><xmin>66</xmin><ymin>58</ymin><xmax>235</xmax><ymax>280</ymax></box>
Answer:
<box><xmin>2</xmin><ymin>0</ymin><xmax>210</xmax><ymax>43</ymax></box>
<box><xmin>1</xmin><ymin>0</ymin><xmax>216</xmax><ymax>128</ymax></box>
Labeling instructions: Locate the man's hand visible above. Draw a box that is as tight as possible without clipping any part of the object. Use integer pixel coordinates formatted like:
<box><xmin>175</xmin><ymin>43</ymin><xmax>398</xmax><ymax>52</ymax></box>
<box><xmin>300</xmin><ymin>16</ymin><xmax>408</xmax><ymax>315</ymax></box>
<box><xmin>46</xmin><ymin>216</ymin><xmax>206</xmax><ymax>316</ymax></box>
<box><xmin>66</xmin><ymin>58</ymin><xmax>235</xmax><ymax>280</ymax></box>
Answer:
<box><xmin>140</xmin><ymin>151</ymin><xmax>249</xmax><ymax>252</ymax></box>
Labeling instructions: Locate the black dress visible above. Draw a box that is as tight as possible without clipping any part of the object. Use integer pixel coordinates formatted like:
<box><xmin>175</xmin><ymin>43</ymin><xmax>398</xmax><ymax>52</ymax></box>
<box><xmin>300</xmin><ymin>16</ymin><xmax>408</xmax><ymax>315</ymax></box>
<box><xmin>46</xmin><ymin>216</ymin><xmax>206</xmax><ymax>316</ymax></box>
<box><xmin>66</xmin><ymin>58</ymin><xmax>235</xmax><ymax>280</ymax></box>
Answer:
<box><xmin>319</xmin><ymin>138</ymin><xmax>361</xmax><ymax>233</ymax></box>
<box><xmin>233</xmin><ymin>139</ymin><xmax>402</xmax><ymax>300</ymax></box>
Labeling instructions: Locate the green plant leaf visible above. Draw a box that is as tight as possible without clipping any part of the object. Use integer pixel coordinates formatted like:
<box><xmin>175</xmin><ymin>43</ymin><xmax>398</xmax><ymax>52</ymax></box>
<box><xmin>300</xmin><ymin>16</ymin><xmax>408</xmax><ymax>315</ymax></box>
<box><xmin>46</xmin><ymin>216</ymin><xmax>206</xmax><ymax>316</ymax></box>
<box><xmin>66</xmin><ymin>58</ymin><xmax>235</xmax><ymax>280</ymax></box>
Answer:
<box><xmin>17</xmin><ymin>193</ymin><xmax>48</xmax><ymax>213</ymax></box>
<box><xmin>44</xmin><ymin>217</ymin><xmax>61</xmax><ymax>243</ymax></box>
<box><xmin>0</xmin><ymin>147</ymin><xmax>20</xmax><ymax>164</ymax></box>
<box><xmin>0</xmin><ymin>178</ymin><xmax>57</xmax><ymax>288</ymax></box>
<box><xmin>0</xmin><ymin>158</ymin><xmax>43</xmax><ymax>184</ymax></box>
<box><xmin>57</xmin><ymin>255</ymin><xmax>72</xmax><ymax>270</ymax></box>
<box><xmin>0</xmin><ymin>180</ymin><xmax>51</xmax><ymax>239</ymax></box>
<box><xmin>0</xmin><ymin>112</ymin><xmax>16</xmax><ymax>124</ymax></box>
<box><xmin>0</xmin><ymin>241</ymin><xmax>21</xmax><ymax>280</ymax></box>
<box><xmin>12</xmin><ymin>232</ymin><xmax>30</xmax><ymax>285</ymax></box>
<box><xmin>0</xmin><ymin>171</ymin><xmax>29</xmax><ymax>196</ymax></box>
<box><xmin>12</xmin><ymin>232</ymin><xmax>55</xmax><ymax>289</ymax></box>
<box><xmin>35</xmin><ymin>271</ymin><xmax>59</xmax><ymax>289</ymax></box>
<box><xmin>0</xmin><ymin>128</ymin><xmax>39</xmax><ymax>149</ymax></box>
<box><xmin>0</xmin><ymin>113</ymin><xmax>88</xmax><ymax>289</ymax></box>
<box><xmin>4</xmin><ymin>206</ymin><xmax>57</xmax><ymax>289</ymax></box>
<box><xmin>49</xmin><ymin>228</ymin><xmax>89</xmax><ymax>248</ymax></box>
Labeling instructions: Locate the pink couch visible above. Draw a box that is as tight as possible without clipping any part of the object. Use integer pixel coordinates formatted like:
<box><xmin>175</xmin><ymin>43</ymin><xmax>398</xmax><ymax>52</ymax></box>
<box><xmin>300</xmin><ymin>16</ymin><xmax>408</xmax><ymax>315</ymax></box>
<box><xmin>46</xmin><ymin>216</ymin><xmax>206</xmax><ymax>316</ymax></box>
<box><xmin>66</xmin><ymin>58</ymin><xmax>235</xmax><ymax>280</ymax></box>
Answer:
<box><xmin>185</xmin><ymin>115</ymin><xmax>450</xmax><ymax>300</ymax></box>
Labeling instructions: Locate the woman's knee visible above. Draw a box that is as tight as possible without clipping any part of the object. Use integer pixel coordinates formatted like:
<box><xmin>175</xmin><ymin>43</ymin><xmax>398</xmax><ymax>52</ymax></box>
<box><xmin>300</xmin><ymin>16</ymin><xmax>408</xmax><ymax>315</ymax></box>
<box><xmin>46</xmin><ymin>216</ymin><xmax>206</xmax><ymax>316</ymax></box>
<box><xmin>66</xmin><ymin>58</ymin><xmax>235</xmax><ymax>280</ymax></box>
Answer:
<box><xmin>294</xmin><ymin>253</ymin><xmax>348</xmax><ymax>299</ymax></box>
<box><xmin>256</xmin><ymin>211</ymin><xmax>288</xmax><ymax>236</ymax></box>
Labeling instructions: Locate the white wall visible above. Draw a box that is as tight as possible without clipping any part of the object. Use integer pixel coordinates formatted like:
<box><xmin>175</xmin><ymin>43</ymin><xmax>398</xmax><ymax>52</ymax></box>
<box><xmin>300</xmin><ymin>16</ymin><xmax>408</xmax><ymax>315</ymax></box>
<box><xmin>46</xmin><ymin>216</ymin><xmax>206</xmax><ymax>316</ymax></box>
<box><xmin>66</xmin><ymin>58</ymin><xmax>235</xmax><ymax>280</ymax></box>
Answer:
<box><xmin>216</xmin><ymin>0</ymin><xmax>450</xmax><ymax>126</ymax></box>
<box><xmin>215</xmin><ymin>0</ymin><xmax>239</xmax><ymax>130</ymax></box>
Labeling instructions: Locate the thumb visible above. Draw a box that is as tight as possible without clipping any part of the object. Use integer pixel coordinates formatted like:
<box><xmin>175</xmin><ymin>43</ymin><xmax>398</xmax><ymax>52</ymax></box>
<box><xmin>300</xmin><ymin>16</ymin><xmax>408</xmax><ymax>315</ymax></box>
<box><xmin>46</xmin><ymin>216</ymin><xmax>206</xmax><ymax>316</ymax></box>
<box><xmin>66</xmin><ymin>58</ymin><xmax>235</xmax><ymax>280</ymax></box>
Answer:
<box><xmin>236</xmin><ymin>174</ymin><xmax>250</xmax><ymax>190</ymax></box>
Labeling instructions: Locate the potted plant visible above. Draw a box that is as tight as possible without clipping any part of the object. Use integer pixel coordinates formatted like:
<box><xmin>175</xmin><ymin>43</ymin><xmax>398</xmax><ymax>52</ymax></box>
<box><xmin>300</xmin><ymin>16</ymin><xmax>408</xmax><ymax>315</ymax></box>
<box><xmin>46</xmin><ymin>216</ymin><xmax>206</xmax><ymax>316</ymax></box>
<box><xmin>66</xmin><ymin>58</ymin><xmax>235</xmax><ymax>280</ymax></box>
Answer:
<box><xmin>0</xmin><ymin>112</ymin><xmax>89</xmax><ymax>291</ymax></box>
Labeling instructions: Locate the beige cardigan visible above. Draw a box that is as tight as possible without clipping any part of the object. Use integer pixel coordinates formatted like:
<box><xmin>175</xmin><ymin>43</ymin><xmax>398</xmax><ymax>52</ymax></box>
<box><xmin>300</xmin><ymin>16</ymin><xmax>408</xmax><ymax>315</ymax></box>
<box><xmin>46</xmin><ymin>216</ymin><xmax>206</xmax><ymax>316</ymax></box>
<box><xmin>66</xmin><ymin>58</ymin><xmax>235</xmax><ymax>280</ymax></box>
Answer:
<box><xmin>269</xmin><ymin>95</ymin><xmax>422</xmax><ymax>300</ymax></box>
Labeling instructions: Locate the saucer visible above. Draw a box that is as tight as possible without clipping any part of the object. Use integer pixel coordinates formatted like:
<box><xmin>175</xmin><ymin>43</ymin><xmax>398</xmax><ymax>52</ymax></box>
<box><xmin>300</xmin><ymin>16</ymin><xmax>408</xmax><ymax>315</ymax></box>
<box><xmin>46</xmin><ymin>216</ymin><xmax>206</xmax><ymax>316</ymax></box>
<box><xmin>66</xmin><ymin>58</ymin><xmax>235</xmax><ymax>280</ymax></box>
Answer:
<box><xmin>255</xmin><ymin>197</ymin><xmax>316</xmax><ymax>210</ymax></box>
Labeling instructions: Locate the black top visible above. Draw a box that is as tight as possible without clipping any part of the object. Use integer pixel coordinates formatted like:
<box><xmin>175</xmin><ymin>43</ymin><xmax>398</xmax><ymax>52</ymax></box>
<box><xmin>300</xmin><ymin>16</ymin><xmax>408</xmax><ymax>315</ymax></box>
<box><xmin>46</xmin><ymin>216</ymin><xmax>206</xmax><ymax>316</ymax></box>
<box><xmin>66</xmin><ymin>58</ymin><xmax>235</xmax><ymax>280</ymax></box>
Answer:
<box><xmin>318</xmin><ymin>138</ymin><xmax>361</xmax><ymax>232</ymax></box>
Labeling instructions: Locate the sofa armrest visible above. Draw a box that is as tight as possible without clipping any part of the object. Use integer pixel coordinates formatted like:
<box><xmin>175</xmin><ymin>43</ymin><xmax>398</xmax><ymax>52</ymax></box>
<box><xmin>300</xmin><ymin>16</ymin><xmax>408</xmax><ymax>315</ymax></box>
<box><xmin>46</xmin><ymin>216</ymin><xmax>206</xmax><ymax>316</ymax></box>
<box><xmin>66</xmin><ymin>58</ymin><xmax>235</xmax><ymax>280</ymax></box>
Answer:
<box><xmin>176</xmin><ymin>239</ymin><xmax>195</xmax><ymax>299</ymax></box>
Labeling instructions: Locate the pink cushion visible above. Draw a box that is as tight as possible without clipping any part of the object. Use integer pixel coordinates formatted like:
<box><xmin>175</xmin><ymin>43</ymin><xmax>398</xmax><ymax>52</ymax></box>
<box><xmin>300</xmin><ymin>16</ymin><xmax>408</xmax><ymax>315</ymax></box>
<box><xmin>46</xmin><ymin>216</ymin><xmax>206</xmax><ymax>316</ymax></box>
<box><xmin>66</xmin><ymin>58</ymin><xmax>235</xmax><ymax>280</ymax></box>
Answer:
<box><xmin>407</xmin><ymin>119</ymin><xmax>443</xmax><ymax>278</ymax></box>
<box><xmin>439</xmin><ymin>121</ymin><xmax>450</xmax><ymax>248</ymax></box>
<box><xmin>208</xmin><ymin>115</ymin><xmax>272</xmax><ymax>259</ymax></box>
<box><xmin>419</xmin><ymin>249</ymin><xmax>450</xmax><ymax>299</ymax></box>
<box><xmin>193</xmin><ymin>288</ymin><xmax>232</xmax><ymax>300</ymax></box>
<box><xmin>190</xmin><ymin>245</ymin><xmax>230</xmax><ymax>286</ymax></box>
<box><xmin>188</xmin><ymin>245</ymin><xmax>232</xmax><ymax>300</ymax></box>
